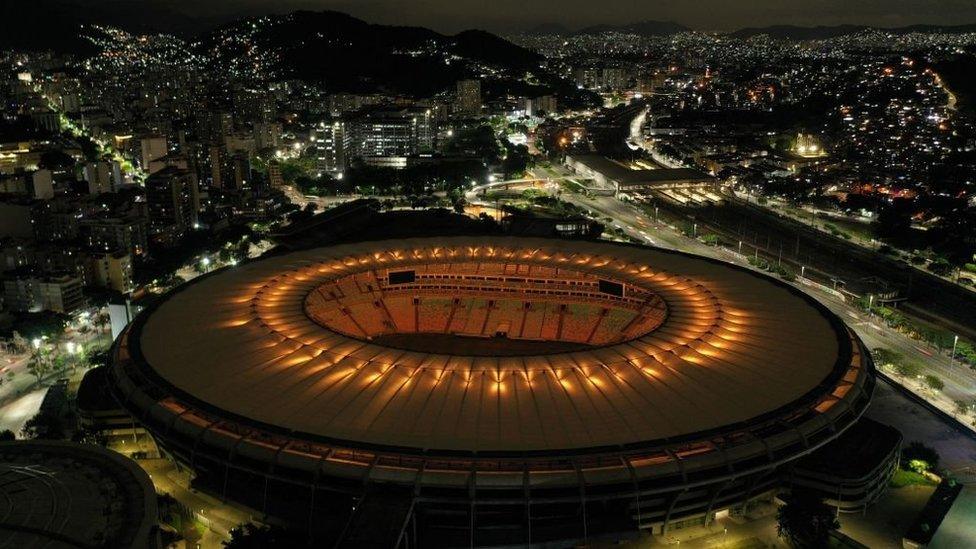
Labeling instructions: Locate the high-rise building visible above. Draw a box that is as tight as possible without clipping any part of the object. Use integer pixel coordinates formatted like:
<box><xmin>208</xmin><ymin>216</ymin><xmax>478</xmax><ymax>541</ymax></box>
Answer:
<box><xmin>574</xmin><ymin>67</ymin><xmax>631</xmax><ymax>90</ymax></box>
<box><xmin>83</xmin><ymin>162</ymin><xmax>112</xmax><ymax>195</ymax></box>
<box><xmin>312</xmin><ymin>120</ymin><xmax>346</xmax><ymax>174</ymax></box>
<box><xmin>30</xmin><ymin>169</ymin><xmax>54</xmax><ymax>199</ymax></box>
<box><xmin>346</xmin><ymin>108</ymin><xmax>433</xmax><ymax>165</ymax></box>
<box><xmin>139</xmin><ymin>136</ymin><xmax>168</xmax><ymax>175</ymax></box>
<box><xmin>111</xmin><ymin>161</ymin><xmax>125</xmax><ymax>189</ymax></box>
<box><xmin>31</xmin><ymin>198</ymin><xmax>90</xmax><ymax>242</ymax></box>
<box><xmin>228</xmin><ymin>153</ymin><xmax>252</xmax><ymax>191</ymax></box>
<box><xmin>533</xmin><ymin>95</ymin><xmax>557</xmax><ymax>115</ymax></box>
<box><xmin>145</xmin><ymin>167</ymin><xmax>199</xmax><ymax>242</ymax></box>
<box><xmin>80</xmin><ymin>215</ymin><xmax>148</xmax><ymax>257</ymax></box>
<box><xmin>518</xmin><ymin>95</ymin><xmax>558</xmax><ymax>117</ymax></box>
<box><xmin>573</xmin><ymin>67</ymin><xmax>600</xmax><ymax>89</ymax></box>
<box><xmin>253</xmin><ymin>122</ymin><xmax>283</xmax><ymax>151</ymax></box>
<box><xmin>208</xmin><ymin>145</ymin><xmax>226</xmax><ymax>189</ymax></box>
<box><xmin>0</xmin><ymin>200</ymin><xmax>35</xmax><ymax>239</ymax></box>
<box><xmin>268</xmin><ymin>161</ymin><xmax>284</xmax><ymax>188</ymax></box>
<box><xmin>601</xmin><ymin>67</ymin><xmax>630</xmax><ymax>90</ymax></box>
<box><xmin>454</xmin><ymin>80</ymin><xmax>482</xmax><ymax>115</ymax></box>
<box><xmin>2</xmin><ymin>272</ymin><xmax>86</xmax><ymax>313</ymax></box>
<box><xmin>90</xmin><ymin>251</ymin><xmax>134</xmax><ymax>294</ymax></box>
<box><xmin>35</xmin><ymin>274</ymin><xmax>86</xmax><ymax>313</ymax></box>
<box><xmin>224</xmin><ymin>133</ymin><xmax>257</xmax><ymax>158</ymax></box>
<box><xmin>328</xmin><ymin>93</ymin><xmax>385</xmax><ymax>116</ymax></box>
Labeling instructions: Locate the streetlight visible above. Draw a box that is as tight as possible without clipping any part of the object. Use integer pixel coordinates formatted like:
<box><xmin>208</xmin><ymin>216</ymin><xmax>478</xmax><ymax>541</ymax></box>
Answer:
<box><xmin>950</xmin><ymin>335</ymin><xmax>959</xmax><ymax>369</ymax></box>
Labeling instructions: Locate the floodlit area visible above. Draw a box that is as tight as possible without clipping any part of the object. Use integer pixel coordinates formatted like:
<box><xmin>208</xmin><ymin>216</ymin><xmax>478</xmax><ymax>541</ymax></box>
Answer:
<box><xmin>0</xmin><ymin>387</ymin><xmax>47</xmax><ymax>434</ymax></box>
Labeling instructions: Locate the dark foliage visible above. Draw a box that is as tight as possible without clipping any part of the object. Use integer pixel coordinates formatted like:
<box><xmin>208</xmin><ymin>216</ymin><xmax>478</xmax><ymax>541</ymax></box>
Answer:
<box><xmin>902</xmin><ymin>441</ymin><xmax>941</xmax><ymax>471</ymax></box>
<box><xmin>1</xmin><ymin>312</ymin><xmax>69</xmax><ymax>340</ymax></box>
<box><xmin>776</xmin><ymin>490</ymin><xmax>840</xmax><ymax>548</ymax></box>
<box><xmin>223</xmin><ymin>523</ymin><xmax>307</xmax><ymax>549</ymax></box>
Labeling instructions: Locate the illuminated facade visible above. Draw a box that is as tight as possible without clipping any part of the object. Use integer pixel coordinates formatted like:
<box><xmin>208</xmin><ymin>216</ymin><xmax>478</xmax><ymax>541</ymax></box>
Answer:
<box><xmin>793</xmin><ymin>133</ymin><xmax>827</xmax><ymax>158</ymax></box>
<box><xmin>109</xmin><ymin>237</ymin><xmax>874</xmax><ymax>546</ymax></box>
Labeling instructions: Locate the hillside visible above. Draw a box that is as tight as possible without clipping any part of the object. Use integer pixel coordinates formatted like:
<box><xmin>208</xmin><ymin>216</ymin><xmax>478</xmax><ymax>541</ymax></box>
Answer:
<box><xmin>1</xmin><ymin>6</ymin><xmax>550</xmax><ymax>99</ymax></box>
<box><xmin>198</xmin><ymin>11</ymin><xmax>543</xmax><ymax>95</ymax></box>
<box><xmin>0</xmin><ymin>0</ymin><xmax>208</xmax><ymax>53</ymax></box>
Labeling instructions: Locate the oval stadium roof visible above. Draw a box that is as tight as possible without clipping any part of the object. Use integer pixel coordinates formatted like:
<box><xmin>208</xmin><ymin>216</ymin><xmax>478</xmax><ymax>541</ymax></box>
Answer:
<box><xmin>134</xmin><ymin>236</ymin><xmax>847</xmax><ymax>454</ymax></box>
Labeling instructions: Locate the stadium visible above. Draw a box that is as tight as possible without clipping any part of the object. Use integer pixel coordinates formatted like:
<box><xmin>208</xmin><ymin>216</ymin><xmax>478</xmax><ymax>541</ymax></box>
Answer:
<box><xmin>108</xmin><ymin>236</ymin><xmax>875</xmax><ymax>547</ymax></box>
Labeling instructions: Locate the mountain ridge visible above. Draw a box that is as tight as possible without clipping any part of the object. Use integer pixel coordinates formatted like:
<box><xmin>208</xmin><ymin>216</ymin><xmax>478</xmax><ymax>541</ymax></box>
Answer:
<box><xmin>196</xmin><ymin>10</ymin><xmax>543</xmax><ymax>95</ymax></box>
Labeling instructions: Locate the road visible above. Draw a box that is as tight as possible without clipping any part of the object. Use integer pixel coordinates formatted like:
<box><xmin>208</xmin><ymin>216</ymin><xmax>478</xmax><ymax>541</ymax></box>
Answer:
<box><xmin>138</xmin><ymin>458</ymin><xmax>257</xmax><ymax>546</ymax></box>
<box><xmin>673</xmin><ymin>195</ymin><xmax>976</xmax><ymax>340</ymax></box>
<box><xmin>574</xmin><ymin>192</ymin><xmax>976</xmax><ymax>408</ymax></box>
<box><xmin>627</xmin><ymin>103</ymin><xmax>685</xmax><ymax>169</ymax></box>
<box><xmin>280</xmin><ymin>184</ymin><xmax>358</xmax><ymax>211</ymax></box>
<box><xmin>738</xmin><ymin>190</ymin><xmax>976</xmax><ymax>298</ymax></box>
<box><xmin>0</xmin><ymin>317</ymin><xmax>111</xmax><ymax>415</ymax></box>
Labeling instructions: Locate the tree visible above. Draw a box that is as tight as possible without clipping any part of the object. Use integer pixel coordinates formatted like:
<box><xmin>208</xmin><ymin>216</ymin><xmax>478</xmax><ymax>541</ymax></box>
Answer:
<box><xmin>0</xmin><ymin>430</ymin><xmax>15</xmax><ymax>441</ymax></box>
<box><xmin>20</xmin><ymin>410</ymin><xmax>67</xmax><ymax>440</ymax></box>
<box><xmin>10</xmin><ymin>332</ymin><xmax>29</xmax><ymax>354</ymax></box>
<box><xmin>929</xmin><ymin>257</ymin><xmax>955</xmax><ymax>277</ymax></box>
<box><xmin>874</xmin><ymin>205</ymin><xmax>912</xmax><ymax>241</ymax></box>
<box><xmin>234</xmin><ymin>242</ymin><xmax>250</xmax><ymax>263</ymax></box>
<box><xmin>72</xmin><ymin>427</ymin><xmax>107</xmax><ymax>447</ymax></box>
<box><xmin>872</xmin><ymin>348</ymin><xmax>902</xmax><ymax>368</ymax></box>
<box><xmin>776</xmin><ymin>490</ymin><xmax>839</xmax><ymax>548</ymax></box>
<box><xmin>7</xmin><ymin>312</ymin><xmax>68</xmax><ymax>340</ymax></box>
<box><xmin>219</xmin><ymin>248</ymin><xmax>233</xmax><ymax>263</ymax></box>
<box><xmin>902</xmin><ymin>442</ymin><xmax>940</xmax><ymax>473</ymax></box>
<box><xmin>38</xmin><ymin>150</ymin><xmax>76</xmax><ymax>171</ymax></box>
<box><xmin>955</xmin><ymin>399</ymin><xmax>973</xmax><ymax>415</ymax></box>
<box><xmin>894</xmin><ymin>361</ymin><xmax>922</xmax><ymax>378</ymax></box>
<box><xmin>223</xmin><ymin>523</ymin><xmax>306</xmax><ymax>548</ymax></box>
<box><xmin>26</xmin><ymin>345</ymin><xmax>54</xmax><ymax>383</ymax></box>
<box><xmin>923</xmin><ymin>375</ymin><xmax>945</xmax><ymax>392</ymax></box>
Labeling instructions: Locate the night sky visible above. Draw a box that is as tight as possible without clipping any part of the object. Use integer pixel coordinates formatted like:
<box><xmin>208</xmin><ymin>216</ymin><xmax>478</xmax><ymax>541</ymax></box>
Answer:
<box><xmin>156</xmin><ymin>0</ymin><xmax>976</xmax><ymax>33</ymax></box>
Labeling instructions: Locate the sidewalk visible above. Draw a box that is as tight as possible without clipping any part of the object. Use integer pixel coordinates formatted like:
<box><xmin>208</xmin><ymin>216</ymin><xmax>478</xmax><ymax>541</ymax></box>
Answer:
<box><xmin>138</xmin><ymin>458</ymin><xmax>261</xmax><ymax>547</ymax></box>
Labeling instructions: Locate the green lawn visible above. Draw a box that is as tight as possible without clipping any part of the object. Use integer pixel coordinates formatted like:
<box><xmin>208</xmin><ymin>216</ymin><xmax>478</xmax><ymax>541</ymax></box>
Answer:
<box><xmin>890</xmin><ymin>468</ymin><xmax>938</xmax><ymax>488</ymax></box>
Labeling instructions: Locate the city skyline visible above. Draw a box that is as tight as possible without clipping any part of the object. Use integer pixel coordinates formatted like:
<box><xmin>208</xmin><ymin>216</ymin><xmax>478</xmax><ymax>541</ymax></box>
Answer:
<box><xmin>4</xmin><ymin>1</ymin><xmax>976</xmax><ymax>547</ymax></box>
<box><xmin>86</xmin><ymin>0</ymin><xmax>976</xmax><ymax>34</ymax></box>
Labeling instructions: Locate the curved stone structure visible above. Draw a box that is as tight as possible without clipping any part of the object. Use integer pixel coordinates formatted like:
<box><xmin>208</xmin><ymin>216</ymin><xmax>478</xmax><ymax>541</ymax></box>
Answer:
<box><xmin>109</xmin><ymin>236</ymin><xmax>874</xmax><ymax>546</ymax></box>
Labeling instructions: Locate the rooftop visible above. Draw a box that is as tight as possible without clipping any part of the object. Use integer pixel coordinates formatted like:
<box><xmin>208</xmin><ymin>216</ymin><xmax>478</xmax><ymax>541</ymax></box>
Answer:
<box><xmin>0</xmin><ymin>440</ymin><xmax>158</xmax><ymax>548</ymax></box>
<box><xmin>568</xmin><ymin>154</ymin><xmax>712</xmax><ymax>185</ymax></box>
<box><xmin>795</xmin><ymin>417</ymin><xmax>902</xmax><ymax>479</ymax></box>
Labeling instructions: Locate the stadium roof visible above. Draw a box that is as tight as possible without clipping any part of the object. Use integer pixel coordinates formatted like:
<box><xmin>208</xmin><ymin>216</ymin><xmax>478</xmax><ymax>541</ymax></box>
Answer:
<box><xmin>0</xmin><ymin>441</ymin><xmax>157</xmax><ymax>548</ymax></box>
<box><xmin>135</xmin><ymin>237</ymin><xmax>848</xmax><ymax>454</ymax></box>
<box><xmin>567</xmin><ymin>154</ymin><xmax>711</xmax><ymax>185</ymax></box>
